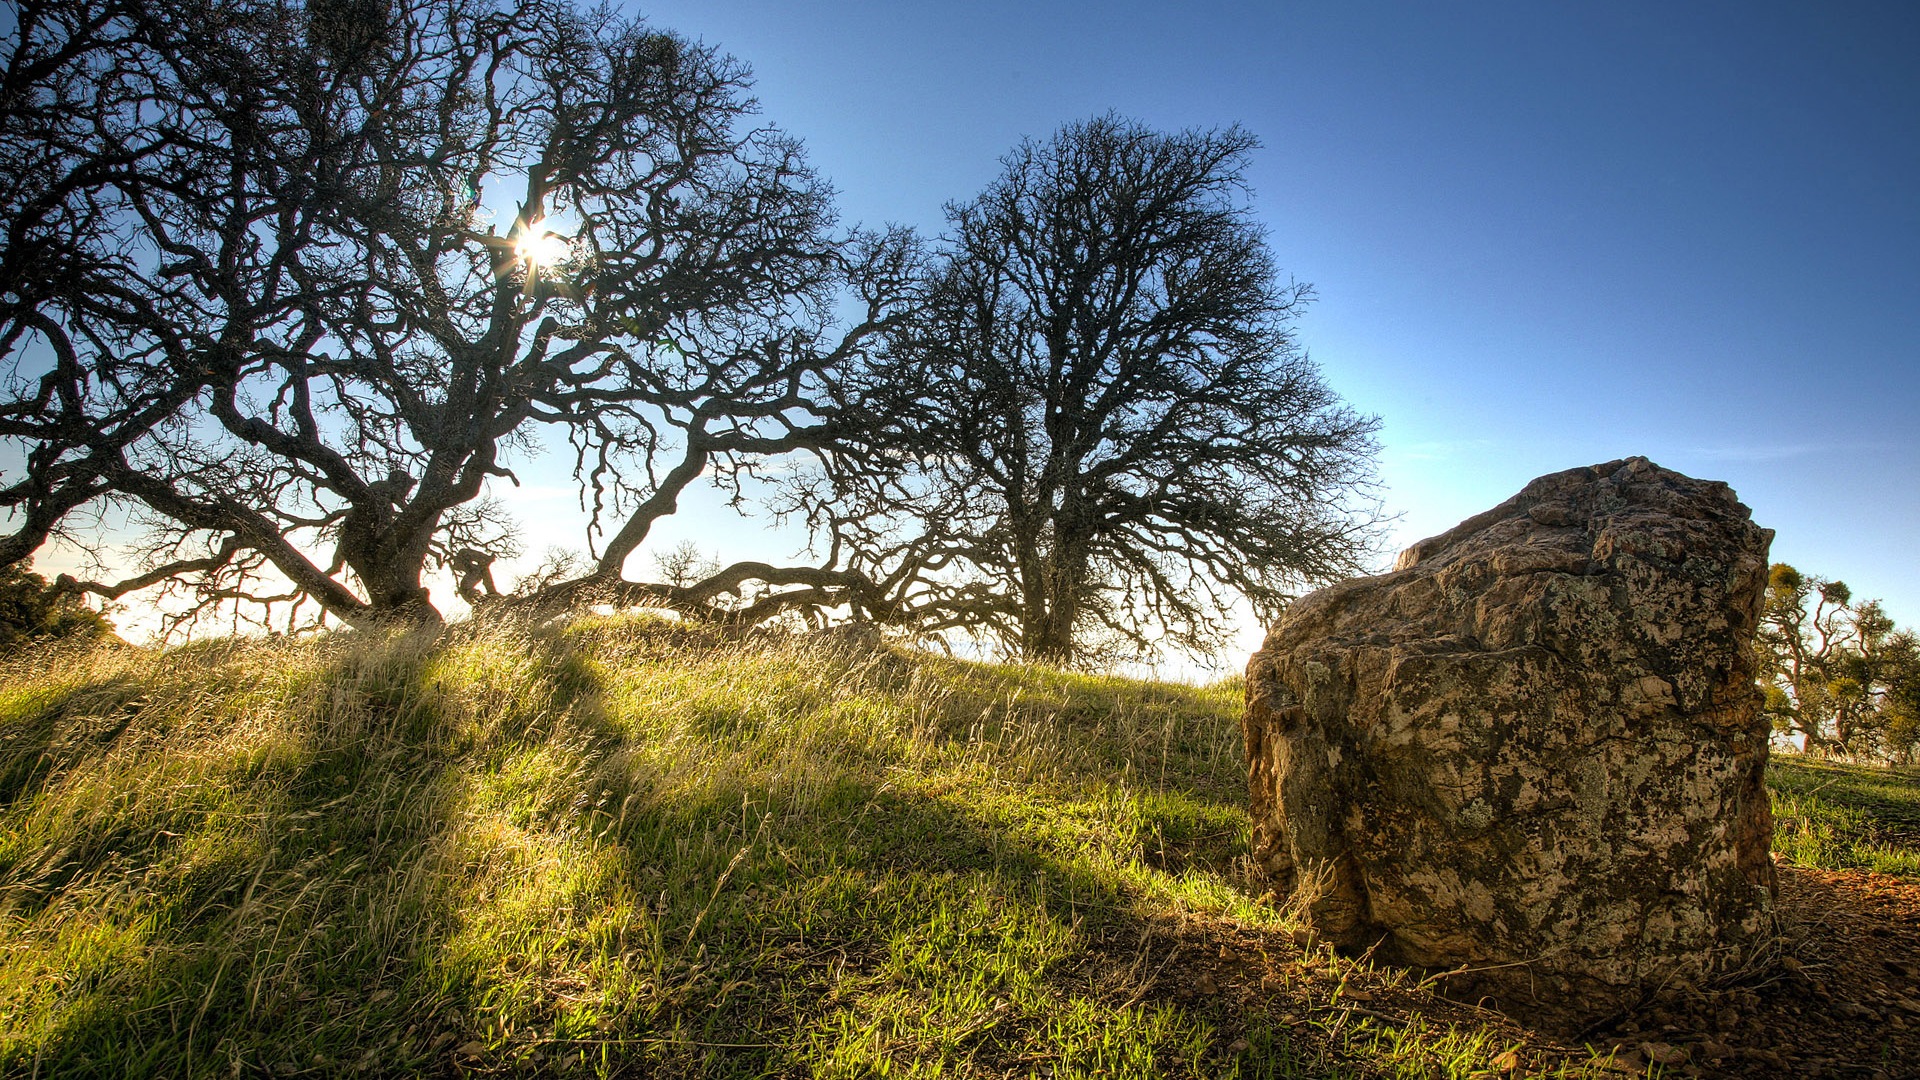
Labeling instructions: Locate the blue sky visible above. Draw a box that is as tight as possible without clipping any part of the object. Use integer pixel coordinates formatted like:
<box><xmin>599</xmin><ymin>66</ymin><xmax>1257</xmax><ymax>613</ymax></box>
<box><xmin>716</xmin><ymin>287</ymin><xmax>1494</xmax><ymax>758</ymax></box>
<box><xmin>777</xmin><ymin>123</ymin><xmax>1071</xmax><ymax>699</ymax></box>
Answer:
<box><xmin>594</xmin><ymin>0</ymin><xmax>1920</xmax><ymax>635</ymax></box>
<box><xmin>19</xmin><ymin>1</ymin><xmax>1913</xmax><ymax>656</ymax></box>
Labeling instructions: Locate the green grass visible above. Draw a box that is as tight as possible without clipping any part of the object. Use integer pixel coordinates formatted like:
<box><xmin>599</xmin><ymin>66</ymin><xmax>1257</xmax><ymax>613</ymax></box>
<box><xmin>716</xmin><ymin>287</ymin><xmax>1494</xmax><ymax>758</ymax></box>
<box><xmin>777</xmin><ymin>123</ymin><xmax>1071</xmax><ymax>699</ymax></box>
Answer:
<box><xmin>1768</xmin><ymin>753</ymin><xmax>1920</xmax><ymax>878</ymax></box>
<box><xmin>0</xmin><ymin>617</ymin><xmax>1789</xmax><ymax>1078</ymax></box>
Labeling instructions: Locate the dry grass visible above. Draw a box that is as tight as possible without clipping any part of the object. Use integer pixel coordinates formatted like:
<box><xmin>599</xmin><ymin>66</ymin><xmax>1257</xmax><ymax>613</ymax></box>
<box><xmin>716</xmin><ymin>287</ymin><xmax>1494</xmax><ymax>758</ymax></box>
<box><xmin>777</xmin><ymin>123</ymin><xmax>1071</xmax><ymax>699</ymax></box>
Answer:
<box><xmin>0</xmin><ymin>615</ymin><xmax>1696</xmax><ymax>1077</ymax></box>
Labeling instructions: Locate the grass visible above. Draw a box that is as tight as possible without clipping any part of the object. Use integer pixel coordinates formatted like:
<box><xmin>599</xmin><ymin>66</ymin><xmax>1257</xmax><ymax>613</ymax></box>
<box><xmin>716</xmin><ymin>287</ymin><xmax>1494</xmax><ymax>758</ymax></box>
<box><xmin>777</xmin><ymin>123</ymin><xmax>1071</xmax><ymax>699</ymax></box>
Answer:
<box><xmin>1768</xmin><ymin>753</ymin><xmax>1920</xmax><ymax>879</ymax></box>
<box><xmin>0</xmin><ymin>616</ymin><xmax>1905</xmax><ymax>1078</ymax></box>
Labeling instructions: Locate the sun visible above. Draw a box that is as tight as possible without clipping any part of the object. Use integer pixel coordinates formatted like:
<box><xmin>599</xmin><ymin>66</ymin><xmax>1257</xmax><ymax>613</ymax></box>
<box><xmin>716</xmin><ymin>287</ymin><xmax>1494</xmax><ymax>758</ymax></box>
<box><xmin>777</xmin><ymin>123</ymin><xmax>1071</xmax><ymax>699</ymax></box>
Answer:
<box><xmin>514</xmin><ymin>228</ymin><xmax>572</xmax><ymax>267</ymax></box>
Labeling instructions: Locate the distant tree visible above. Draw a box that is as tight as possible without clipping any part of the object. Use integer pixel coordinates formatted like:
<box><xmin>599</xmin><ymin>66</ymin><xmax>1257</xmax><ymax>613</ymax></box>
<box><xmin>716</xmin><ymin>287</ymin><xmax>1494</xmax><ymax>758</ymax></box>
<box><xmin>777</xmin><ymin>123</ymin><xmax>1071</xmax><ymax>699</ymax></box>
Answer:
<box><xmin>1859</xmin><ymin>607</ymin><xmax>1920</xmax><ymax>764</ymax></box>
<box><xmin>0</xmin><ymin>0</ymin><xmax>909</xmax><ymax>632</ymax></box>
<box><xmin>653</xmin><ymin>540</ymin><xmax>723</xmax><ymax>592</ymax></box>
<box><xmin>0</xmin><ymin>563</ymin><xmax>110</xmax><ymax>652</ymax></box>
<box><xmin>1758</xmin><ymin>562</ymin><xmax>1919</xmax><ymax>759</ymax></box>
<box><xmin>1884</xmin><ymin>662</ymin><xmax>1920</xmax><ymax>766</ymax></box>
<box><xmin>1759</xmin><ymin>564</ymin><xmax>1853</xmax><ymax>752</ymax></box>
<box><xmin>797</xmin><ymin>116</ymin><xmax>1381</xmax><ymax>663</ymax></box>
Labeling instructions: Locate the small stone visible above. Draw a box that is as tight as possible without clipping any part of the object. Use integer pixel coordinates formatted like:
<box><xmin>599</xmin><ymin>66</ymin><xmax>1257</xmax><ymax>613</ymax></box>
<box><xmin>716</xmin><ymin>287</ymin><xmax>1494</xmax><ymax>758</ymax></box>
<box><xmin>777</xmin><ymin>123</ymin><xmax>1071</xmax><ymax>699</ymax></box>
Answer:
<box><xmin>1607</xmin><ymin>1050</ymin><xmax>1647</xmax><ymax>1074</ymax></box>
<box><xmin>1227</xmin><ymin>1038</ymin><xmax>1250</xmax><ymax>1053</ymax></box>
<box><xmin>1641</xmin><ymin>1042</ymin><xmax>1688</xmax><ymax>1066</ymax></box>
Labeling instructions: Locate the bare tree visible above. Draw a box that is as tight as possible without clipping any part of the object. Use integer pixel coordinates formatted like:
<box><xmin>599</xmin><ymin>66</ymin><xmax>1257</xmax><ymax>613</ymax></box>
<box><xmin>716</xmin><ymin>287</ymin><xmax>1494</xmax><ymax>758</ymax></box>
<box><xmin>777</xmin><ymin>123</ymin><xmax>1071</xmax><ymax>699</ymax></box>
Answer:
<box><xmin>0</xmin><ymin>0</ymin><xmax>202</xmax><ymax>572</ymax></box>
<box><xmin>0</xmin><ymin>0</ymin><xmax>907</xmax><ymax>631</ymax></box>
<box><xmin>801</xmin><ymin>116</ymin><xmax>1382</xmax><ymax>663</ymax></box>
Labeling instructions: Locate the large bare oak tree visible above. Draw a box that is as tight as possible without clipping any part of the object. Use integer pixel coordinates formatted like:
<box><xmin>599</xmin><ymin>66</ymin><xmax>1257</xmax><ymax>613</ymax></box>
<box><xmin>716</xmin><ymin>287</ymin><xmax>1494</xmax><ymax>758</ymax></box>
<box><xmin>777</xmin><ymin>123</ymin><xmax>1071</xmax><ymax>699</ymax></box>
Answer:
<box><xmin>0</xmin><ymin>0</ymin><xmax>907</xmax><ymax>630</ymax></box>
<box><xmin>803</xmin><ymin>116</ymin><xmax>1382</xmax><ymax>663</ymax></box>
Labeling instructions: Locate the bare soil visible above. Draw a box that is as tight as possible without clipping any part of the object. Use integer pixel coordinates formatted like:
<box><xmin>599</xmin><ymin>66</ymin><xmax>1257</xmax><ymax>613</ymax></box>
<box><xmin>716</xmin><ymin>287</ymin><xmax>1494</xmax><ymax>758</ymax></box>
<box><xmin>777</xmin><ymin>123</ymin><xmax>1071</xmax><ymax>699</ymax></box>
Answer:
<box><xmin>1108</xmin><ymin>864</ymin><xmax>1920</xmax><ymax>1078</ymax></box>
<box><xmin>1577</xmin><ymin>865</ymin><xmax>1920</xmax><ymax>1080</ymax></box>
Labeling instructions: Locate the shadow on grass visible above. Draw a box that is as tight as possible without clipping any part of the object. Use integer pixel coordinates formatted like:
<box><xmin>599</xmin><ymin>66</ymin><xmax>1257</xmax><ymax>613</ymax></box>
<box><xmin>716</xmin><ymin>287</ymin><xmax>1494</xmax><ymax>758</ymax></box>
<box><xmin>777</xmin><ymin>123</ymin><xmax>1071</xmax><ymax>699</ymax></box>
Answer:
<box><xmin>0</xmin><ymin>629</ymin><xmax>527</xmax><ymax>1068</ymax></box>
<box><xmin>772</xmin><ymin>782</ymin><xmax>1315</xmax><ymax>1079</ymax></box>
<box><xmin>1</xmin><ymin>624</ymin><xmax>1332</xmax><ymax>1079</ymax></box>
<box><xmin>0</xmin><ymin>674</ymin><xmax>145</xmax><ymax>809</ymax></box>
<box><xmin>1770</xmin><ymin>755</ymin><xmax>1920</xmax><ymax>831</ymax></box>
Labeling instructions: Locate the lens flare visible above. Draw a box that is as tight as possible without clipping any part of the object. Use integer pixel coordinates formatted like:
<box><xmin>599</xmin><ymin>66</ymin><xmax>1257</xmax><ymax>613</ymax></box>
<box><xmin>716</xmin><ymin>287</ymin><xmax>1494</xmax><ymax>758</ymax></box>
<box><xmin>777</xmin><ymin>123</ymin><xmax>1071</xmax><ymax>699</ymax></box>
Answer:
<box><xmin>514</xmin><ymin>230</ymin><xmax>572</xmax><ymax>267</ymax></box>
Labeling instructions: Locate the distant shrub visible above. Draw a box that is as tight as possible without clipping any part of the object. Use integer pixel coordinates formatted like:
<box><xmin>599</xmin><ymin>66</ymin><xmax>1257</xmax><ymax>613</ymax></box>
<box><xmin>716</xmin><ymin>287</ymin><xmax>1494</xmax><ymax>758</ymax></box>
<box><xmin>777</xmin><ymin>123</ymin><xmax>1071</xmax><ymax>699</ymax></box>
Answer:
<box><xmin>0</xmin><ymin>562</ymin><xmax>111</xmax><ymax>652</ymax></box>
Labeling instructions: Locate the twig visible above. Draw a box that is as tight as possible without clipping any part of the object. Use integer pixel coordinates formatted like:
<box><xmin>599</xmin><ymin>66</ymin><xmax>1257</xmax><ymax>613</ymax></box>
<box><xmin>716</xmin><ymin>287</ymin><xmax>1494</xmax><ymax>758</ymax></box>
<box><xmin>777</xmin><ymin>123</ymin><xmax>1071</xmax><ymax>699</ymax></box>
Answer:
<box><xmin>1334</xmin><ymin>1004</ymin><xmax>1409</xmax><ymax>1027</ymax></box>
<box><xmin>1117</xmin><ymin>944</ymin><xmax>1182</xmax><ymax>1011</ymax></box>
<box><xmin>1412</xmin><ymin>952</ymin><xmax>1552</xmax><ymax>993</ymax></box>
<box><xmin>521</xmin><ymin>1036</ymin><xmax>775</xmax><ymax>1050</ymax></box>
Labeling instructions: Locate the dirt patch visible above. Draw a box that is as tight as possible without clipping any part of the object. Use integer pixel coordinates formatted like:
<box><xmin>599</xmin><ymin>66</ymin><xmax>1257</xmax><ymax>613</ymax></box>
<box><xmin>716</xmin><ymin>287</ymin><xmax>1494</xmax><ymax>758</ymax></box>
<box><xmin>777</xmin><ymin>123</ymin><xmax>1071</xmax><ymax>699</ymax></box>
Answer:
<box><xmin>1083</xmin><ymin>864</ymin><xmax>1920</xmax><ymax>1077</ymax></box>
<box><xmin>1576</xmin><ymin>865</ymin><xmax>1920</xmax><ymax>1078</ymax></box>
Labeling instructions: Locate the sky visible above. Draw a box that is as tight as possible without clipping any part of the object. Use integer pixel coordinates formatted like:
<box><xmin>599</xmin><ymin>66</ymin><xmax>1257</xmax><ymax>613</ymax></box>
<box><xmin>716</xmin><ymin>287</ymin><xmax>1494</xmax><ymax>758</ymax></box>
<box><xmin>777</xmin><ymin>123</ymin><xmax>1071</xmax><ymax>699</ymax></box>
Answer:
<box><xmin>20</xmin><ymin>1</ymin><xmax>1918</xmax><ymax>664</ymax></box>
<box><xmin>564</xmin><ymin>0</ymin><xmax>1919</xmax><ymax>651</ymax></box>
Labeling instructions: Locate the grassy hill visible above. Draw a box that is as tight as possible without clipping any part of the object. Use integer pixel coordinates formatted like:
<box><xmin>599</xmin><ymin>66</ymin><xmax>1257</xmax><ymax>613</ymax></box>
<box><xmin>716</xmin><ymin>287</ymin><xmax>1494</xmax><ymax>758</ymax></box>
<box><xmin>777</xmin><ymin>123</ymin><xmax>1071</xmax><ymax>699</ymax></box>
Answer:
<box><xmin>1</xmin><ymin>618</ymin><xmax>1916</xmax><ymax>1078</ymax></box>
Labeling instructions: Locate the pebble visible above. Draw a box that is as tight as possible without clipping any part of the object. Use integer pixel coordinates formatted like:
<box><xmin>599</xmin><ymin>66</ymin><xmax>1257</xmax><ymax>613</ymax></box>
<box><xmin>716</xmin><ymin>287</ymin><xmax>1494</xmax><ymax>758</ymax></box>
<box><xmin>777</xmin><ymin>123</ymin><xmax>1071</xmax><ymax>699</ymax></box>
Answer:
<box><xmin>1639</xmin><ymin>1042</ymin><xmax>1687</xmax><ymax>1066</ymax></box>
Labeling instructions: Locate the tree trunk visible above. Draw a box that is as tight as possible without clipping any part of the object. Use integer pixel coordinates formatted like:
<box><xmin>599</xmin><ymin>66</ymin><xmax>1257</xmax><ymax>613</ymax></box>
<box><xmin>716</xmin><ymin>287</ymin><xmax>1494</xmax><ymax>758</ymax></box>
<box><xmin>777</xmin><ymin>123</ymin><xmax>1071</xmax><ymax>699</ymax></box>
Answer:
<box><xmin>335</xmin><ymin>501</ymin><xmax>444</xmax><ymax>625</ymax></box>
<box><xmin>1021</xmin><ymin>545</ymin><xmax>1086</xmax><ymax>664</ymax></box>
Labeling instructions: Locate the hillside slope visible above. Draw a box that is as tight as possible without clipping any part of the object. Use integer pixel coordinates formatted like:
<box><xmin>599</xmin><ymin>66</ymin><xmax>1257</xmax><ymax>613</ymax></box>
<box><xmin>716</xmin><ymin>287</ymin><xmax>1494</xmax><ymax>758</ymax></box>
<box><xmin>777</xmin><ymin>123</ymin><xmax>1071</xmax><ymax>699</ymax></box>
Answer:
<box><xmin>1</xmin><ymin>618</ymin><xmax>1916</xmax><ymax>1078</ymax></box>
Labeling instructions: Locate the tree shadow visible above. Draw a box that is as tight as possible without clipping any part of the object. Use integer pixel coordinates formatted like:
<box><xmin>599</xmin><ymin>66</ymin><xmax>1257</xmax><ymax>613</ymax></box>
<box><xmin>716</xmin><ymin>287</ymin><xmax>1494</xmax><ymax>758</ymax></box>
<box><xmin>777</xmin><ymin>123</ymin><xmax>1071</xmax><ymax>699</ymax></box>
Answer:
<box><xmin>1</xmin><ymin>627</ymin><xmax>1369</xmax><ymax>1078</ymax></box>
<box><xmin>0</xmin><ymin>671</ymin><xmax>147</xmax><ymax>808</ymax></box>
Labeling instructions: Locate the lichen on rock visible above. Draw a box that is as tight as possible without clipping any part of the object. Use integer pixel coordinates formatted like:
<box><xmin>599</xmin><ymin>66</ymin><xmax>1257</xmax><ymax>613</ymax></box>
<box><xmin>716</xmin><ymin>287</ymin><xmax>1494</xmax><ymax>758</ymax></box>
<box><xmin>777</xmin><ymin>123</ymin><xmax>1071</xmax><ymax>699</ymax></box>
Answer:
<box><xmin>1244</xmin><ymin>457</ymin><xmax>1777</xmax><ymax>1022</ymax></box>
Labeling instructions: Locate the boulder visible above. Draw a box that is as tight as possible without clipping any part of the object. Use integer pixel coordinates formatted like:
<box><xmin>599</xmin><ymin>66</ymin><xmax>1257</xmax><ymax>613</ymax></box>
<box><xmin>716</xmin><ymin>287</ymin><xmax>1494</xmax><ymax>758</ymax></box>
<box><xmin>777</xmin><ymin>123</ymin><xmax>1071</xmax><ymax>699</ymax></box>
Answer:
<box><xmin>1244</xmin><ymin>457</ymin><xmax>1776</xmax><ymax>1021</ymax></box>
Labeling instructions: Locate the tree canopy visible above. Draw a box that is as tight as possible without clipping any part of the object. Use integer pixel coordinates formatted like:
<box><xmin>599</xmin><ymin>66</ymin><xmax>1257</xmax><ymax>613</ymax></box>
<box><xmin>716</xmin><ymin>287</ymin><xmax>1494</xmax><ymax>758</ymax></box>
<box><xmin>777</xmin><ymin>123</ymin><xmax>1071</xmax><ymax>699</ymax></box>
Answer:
<box><xmin>0</xmin><ymin>561</ymin><xmax>112</xmax><ymax>651</ymax></box>
<box><xmin>1</xmin><ymin>0</ymin><xmax>909</xmax><ymax>632</ymax></box>
<box><xmin>4</xmin><ymin>5</ymin><xmax>1379</xmax><ymax>662</ymax></box>
<box><xmin>800</xmin><ymin>116</ymin><xmax>1381</xmax><ymax>662</ymax></box>
<box><xmin>1758</xmin><ymin>562</ymin><xmax>1920</xmax><ymax>762</ymax></box>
